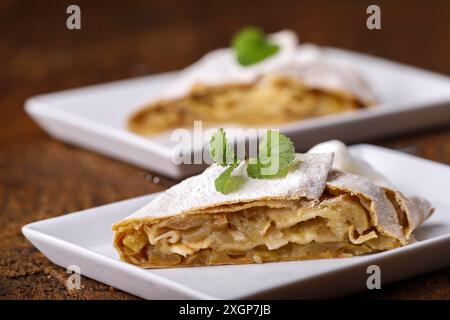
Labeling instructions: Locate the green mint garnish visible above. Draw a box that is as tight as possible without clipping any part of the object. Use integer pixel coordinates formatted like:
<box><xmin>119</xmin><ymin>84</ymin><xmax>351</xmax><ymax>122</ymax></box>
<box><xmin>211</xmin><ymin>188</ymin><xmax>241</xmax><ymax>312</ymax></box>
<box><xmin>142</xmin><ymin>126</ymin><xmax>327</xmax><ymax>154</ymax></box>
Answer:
<box><xmin>210</xmin><ymin>128</ymin><xmax>236</xmax><ymax>166</ymax></box>
<box><xmin>210</xmin><ymin>129</ymin><xmax>295</xmax><ymax>194</ymax></box>
<box><xmin>247</xmin><ymin>130</ymin><xmax>295</xmax><ymax>179</ymax></box>
<box><xmin>210</xmin><ymin>129</ymin><xmax>243</xmax><ymax>194</ymax></box>
<box><xmin>214</xmin><ymin>163</ymin><xmax>243</xmax><ymax>195</ymax></box>
<box><xmin>232</xmin><ymin>26</ymin><xmax>280</xmax><ymax>66</ymax></box>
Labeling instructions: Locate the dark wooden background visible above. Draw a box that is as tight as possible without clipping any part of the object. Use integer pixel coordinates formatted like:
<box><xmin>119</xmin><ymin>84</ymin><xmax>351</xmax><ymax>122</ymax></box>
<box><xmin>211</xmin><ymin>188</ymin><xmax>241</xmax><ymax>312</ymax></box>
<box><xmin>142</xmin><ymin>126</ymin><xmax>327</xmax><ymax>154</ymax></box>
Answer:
<box><xmin>1</xmin><ymin>0</ymin><xmax>449</xmax><ymax>299</ymax></box>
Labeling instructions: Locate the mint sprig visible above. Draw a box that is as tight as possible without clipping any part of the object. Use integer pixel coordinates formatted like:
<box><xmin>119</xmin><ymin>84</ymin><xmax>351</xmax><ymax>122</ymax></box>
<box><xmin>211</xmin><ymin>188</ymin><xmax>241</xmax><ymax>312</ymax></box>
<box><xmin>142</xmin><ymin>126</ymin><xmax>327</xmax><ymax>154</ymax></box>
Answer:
<box><xmin>210</xmin><ymin>129</ymin><xmax>296</xmax><ymax>194</ymax></box>
<box><xmin>210</xmin><ymin>128</ymin><xmax>236</xmax><ymax>166</ymax></box>
<box><xmin>210</xmin><ymin>129</ymin><xmax>242</xmax><ymax>194</ymax></box>
<box><xmin>232</xmin><ymin>26</ymin><xmax>280</xmax><ymax>66</ymax></box>
<box><xmin>247</xmin><ymin>130</ymin><xmax>295</xmax><ymax>179</ymax></box>
<box><xmin>214</xmin><ymin>163</ymin><xmax>243</xmax><ymax>195</ymax></box>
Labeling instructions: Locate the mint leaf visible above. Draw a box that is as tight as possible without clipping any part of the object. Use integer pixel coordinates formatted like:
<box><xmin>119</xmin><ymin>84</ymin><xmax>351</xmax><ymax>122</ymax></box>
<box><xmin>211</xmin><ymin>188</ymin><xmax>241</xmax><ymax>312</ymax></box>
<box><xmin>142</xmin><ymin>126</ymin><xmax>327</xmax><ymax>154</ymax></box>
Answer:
<box><xmin>214</xmin><ymin>163</ymin><xmax>243</xmax><ymax>194</ymax></box>
<box><xmin>259</xmin><ymin>130</ymin><xmax>295</xmax><ymax>172</ymax></box>
<box><xmin>210</xmin><ymin>128</ymin><xmax>235</xmax><ymax>166</ymax></box>
<box><xmin>246</xmin><ymin>159</ymin><xmax>261</xmax><ymax>179</ymax></box>
<box><xmin>209</xmin><ymin>129</ymin><xmax>296</xmax><ymax>194</ymax></box>
<box><xmin>232</xmin><ymin>26</ymin><xmax>280</xmax><ymax>66</ymax></box>
<box><xmin>210</xmin><ymin>129</ymin><xmax>242</xmax><ymax>194</ymax></box>
<box><xmin>247</xmin><ymin>131</ymin><xmax>295</xmax><ymax>179</ymax></box>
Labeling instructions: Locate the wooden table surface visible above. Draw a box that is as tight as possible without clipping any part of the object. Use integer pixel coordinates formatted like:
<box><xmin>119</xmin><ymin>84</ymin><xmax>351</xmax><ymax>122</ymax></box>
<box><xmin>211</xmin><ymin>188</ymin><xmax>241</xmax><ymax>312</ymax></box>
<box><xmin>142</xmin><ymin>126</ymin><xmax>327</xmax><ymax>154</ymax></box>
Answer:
<box><xmin>1</xmin><ymin>0</ymin><xmax>449</xmax><ymax>299</ymax></box>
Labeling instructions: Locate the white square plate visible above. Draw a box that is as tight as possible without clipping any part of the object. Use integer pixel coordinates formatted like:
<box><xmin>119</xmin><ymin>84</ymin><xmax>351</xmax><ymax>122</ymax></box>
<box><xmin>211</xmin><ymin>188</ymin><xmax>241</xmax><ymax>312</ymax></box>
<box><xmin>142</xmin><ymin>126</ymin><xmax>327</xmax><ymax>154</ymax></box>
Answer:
<box><xmin>25</xmin><ymin>47</ymin><xmax>450</xmax><ymax>179</ymax></box>
<box><xmin>22</xmin><ymin>145</ymin><xmax>450</xmax><ymax>299</ymax></box>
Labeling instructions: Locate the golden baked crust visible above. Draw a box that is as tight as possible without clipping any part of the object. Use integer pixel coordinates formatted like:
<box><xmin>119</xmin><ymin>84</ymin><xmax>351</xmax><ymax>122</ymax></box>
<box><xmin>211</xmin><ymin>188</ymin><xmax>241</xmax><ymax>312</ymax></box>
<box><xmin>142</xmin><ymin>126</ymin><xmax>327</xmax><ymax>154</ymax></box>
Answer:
<box><xmin>128</xmin><ymin>75</ymin><xmax>369</xmax><ymax>136</ymax></box>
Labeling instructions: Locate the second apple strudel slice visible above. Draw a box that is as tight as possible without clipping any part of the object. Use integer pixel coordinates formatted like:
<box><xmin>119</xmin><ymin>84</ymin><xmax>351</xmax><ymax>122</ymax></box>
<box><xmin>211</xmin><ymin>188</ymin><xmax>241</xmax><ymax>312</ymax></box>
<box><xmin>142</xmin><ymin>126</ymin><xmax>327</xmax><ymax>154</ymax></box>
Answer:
<box><xmin>128</xmin><ymin>30</ymin><xmax>377</xmax><ymax>136</ymax></box>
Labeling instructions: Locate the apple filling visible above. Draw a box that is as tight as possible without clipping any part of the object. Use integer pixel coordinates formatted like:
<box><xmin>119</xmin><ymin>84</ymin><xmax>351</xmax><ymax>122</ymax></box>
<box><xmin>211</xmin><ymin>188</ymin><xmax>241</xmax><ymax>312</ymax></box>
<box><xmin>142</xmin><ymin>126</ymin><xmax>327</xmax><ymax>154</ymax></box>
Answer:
<box><xmin>128</xmin><ymin>75</ymin><xmax>366</xmax><ymax>136</ymax></box>
<box><xmin>114</xmin><ymin>193</ymin><xmax>399</xmax><ymax>268</ymax></box>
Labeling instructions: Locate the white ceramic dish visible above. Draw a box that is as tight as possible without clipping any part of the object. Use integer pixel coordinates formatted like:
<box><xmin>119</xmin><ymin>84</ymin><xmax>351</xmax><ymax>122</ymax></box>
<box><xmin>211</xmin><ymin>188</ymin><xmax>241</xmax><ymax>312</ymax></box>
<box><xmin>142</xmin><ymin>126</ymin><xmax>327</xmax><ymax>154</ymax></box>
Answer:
<box><xmin>25</xmin><ymin>47</ymin><xmax>450</xmax><ymax>179</ymax></box>
<box><xmin>22</xmin><ymin>145</ymin><xmax>450</xmax><ymax>299</ymax></box>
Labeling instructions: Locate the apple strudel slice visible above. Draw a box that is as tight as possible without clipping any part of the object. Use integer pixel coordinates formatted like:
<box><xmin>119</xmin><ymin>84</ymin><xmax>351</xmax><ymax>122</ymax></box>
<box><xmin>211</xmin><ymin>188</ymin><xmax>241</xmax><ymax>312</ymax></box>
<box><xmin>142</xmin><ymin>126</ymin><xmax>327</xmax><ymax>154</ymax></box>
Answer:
<box><xmin>128</xmin><ymin>30</ymin><xmax>377</xmax><ymax>136</ymax></box>
<box><xmin>129</xmin><ymin>75</ymin><xmax>372</xmax><ymax>136</ymax></box>
<box><xmin>112</xmin><ymin>153</ymin><xmax>433</xmax><ymax>268</ymax></box>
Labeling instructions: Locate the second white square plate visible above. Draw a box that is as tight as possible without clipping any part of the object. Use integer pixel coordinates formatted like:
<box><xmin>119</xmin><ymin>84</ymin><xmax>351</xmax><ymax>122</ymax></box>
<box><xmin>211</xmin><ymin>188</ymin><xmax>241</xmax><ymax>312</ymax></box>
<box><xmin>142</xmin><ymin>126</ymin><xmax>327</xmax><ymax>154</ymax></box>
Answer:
<box><xmin>22</xmin><ymin>145</ymin><xmax>450</xmax><ymax>299</ymax></box>
<box><xmin>25</xmin><ymin>47</ymin><xmax>450</xmax><ymax>179</ymax></box>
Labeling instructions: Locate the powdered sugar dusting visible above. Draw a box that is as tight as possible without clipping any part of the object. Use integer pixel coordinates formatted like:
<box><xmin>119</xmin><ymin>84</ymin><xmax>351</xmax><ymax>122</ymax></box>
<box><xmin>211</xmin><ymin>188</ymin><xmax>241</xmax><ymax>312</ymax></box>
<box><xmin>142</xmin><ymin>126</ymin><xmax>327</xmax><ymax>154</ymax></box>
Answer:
<box><xmin>139</xmin><ymin>30</ymin><xmax>376</xmax><ymax>106</ymax></box>
<box><xmin>121</xmin><ymin>153</ymin><xmax>333</xmax><ymax>221</ymax></box>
